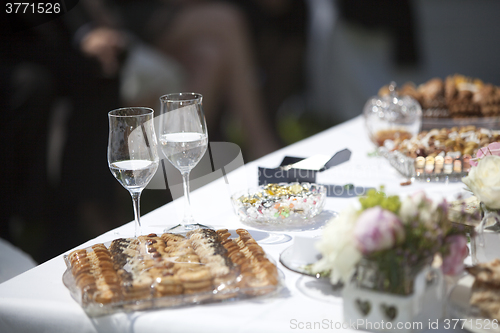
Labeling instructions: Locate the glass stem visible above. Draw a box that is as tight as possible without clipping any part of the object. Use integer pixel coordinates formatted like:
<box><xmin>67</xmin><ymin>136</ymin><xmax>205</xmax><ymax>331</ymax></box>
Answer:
<box><xmin>181</xmin><ymin>171</ymin><xmax>195</xmax><ymax>224</ymax></box>
<box><xmin>131</xmin><ymin>190</ymin><xmax>142</xmax><ymax>237</ymax></box>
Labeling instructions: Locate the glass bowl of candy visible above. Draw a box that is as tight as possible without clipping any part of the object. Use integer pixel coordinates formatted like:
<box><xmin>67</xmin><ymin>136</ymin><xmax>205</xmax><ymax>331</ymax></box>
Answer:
<box><xmin>231</xmin><ymin>183</ymin><xmax>327</xmax><ymax>230</ymax></box>
<box><xmin>364</xmin><ymin>81</ymin><xmax>422</xmax><ymax>147</ymax></box>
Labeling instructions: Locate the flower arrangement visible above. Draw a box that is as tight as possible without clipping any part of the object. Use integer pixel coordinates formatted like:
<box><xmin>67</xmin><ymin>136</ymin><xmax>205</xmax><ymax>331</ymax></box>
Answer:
<box><xmin>313</xmin><ymin>189</ymin><xmax>468</xmax><ymax>294</ymax></box>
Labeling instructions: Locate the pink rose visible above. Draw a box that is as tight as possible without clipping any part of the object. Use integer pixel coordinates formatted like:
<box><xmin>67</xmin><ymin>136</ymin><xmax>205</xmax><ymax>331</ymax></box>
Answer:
<box><xmin>471</xmin><ymin>142</ymin><xmax>500</xmax><ymax>167</ymax></box>
<box><xmin>354</xmin><ymin>207</ymin><xmax>405</xmax><ymax>254</ymax></box>
<box><xmin>442</xmin><ymin>234</ymin><xmax>468</xmax><ymax>276</ymax></box>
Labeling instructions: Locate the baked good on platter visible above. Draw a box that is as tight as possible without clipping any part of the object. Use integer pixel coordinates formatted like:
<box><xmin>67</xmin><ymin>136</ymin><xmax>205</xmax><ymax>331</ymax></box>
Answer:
<box><xmin>467</xmin><ymin>259</ymin><xmax>500</xmax><ymax>321</ymax></box>
<box><xmin>379</xmin><ymin>74</ymin><xmax>500</xmax><ymax>119</ymax></box>
<box><xmin>67</xmin><ymin>228</ymin><xmax>279</xmax><ymax>306</ymax></box>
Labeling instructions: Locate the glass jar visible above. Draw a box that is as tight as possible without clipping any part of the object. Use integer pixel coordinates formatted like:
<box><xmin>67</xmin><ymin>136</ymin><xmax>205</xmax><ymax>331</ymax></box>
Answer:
<box><xmin>353</xmin><ymin>256</ymin><xmax>433</xmax><ymax>295</ymax></box>
<box><xmin>364</xmin><ymin>82</ymin><xmax>422</xmax><ymax>147</ymax></box>
<box><xmin>471</xmin><ymin>202</ymin><xmax>500</xmax><ymax>264</ymax></box>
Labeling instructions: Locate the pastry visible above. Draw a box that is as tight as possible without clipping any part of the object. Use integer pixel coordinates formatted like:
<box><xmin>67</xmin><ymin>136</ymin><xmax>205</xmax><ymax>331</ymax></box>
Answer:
<box><xmin>392</xmin><ymin>126</ymin><xmax>500</xmax><ymax>159</ymax></box>
<box><xmin>380</xmin><ymin>74</ymin><xmax>500</xmax><ymax>118</ymax></box>
<box><xmin>418</xmin><ymin>77</ymin><xmax>446</xmax><ymax>109</ymax></box>
<box><xmin>467</xmin><ymin>259</ymin><xmax>500</xmax><ymax>321</ymax></box>
<box><xmin>67</xmin><ymin>228</ymin><xmax>279</xmax><ymax>307</ymax></box>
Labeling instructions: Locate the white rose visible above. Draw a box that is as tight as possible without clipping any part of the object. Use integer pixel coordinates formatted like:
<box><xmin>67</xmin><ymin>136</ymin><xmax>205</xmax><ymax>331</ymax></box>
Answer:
<box><xmin>400</xmin><ymin>192</ymin><xmax>423</xmax><ymax>224</ymax></box>
<box><xmin>400</xmin><ymin>191</ymin><xmax>435</xmax><ymax>224</ymax></box>
<box><xmin>462</xmin><ymin>155</ymin><xmax>500</xmax><ymax>209</ymax></box>
<box><xmin>313</xmin><ymin>205</ymin><xmax>362</xmax><ymax>284</ymax></box>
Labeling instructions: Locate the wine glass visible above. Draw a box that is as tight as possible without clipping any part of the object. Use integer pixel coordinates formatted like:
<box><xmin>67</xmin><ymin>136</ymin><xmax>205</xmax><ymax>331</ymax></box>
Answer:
<box><xmin>159</xmin><ymin>92</ymin><xmax>209</xmax><ymax>232</ymax></box>
<box><xmin>108</xmin><ymin>107</ymin><xmax>159</xmax><ymax>238</ymax></box>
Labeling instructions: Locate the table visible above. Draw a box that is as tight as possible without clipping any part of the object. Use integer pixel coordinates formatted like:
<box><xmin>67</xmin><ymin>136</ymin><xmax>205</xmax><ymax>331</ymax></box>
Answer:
<box><xmin>0</xmin><ymin>116</ymin><xmax>471</xmax><ymax>333</ymax></box>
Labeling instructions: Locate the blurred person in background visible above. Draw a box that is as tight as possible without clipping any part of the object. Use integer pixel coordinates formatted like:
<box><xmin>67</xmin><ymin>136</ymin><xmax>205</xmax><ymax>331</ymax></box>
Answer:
<box><xmin>0</xmin><ymin>3</ymin><xmax>127</xmax><ymax>263</ymax></box>
<box><xmin>82</xmin><ymin>0</ymin><xmax>281</xmax><ymax>159</ymax></box>
<box><xmin>1</xmin><ymin>0</ymin><xmax>288</xmax><ymax>263</ymax></box>
<box><xmin>227</xmin><ymin>0</ymin><xmax>309</xmax><ymax>142</ymax></box>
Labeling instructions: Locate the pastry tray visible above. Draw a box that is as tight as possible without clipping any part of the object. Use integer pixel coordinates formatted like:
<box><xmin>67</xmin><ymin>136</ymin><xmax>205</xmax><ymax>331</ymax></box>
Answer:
<box><xmin>63</xmin><ymin>229</ymin><xmax>283</xmax><ymax>317</ymax></box>
<box><xmin>447</xmin><ymin>275</ymin><xmax>500</xmax><ymax>333</ymax></box>
<box><xmin>378</xmin><ymin>147</ymin><xmax>468</xmax><ymax>182</ymax></box>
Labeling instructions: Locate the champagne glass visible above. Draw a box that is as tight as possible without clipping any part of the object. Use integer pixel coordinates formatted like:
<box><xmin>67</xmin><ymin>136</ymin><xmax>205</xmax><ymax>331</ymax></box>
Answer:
<box><xmin>159</xmin><ymin>93</ymin><xmax>209</xmax><ymax>232</ymax></box>
<box><xmin>108</xmin><ymin>107</ymin><xmax>159</xmax><ymax>237</ymax></box>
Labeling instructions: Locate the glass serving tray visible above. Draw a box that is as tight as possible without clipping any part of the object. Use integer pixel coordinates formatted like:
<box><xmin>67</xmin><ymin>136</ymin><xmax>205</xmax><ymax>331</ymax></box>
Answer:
<box><xmin>62</xmin><ymin>229</ymin><xmax>282</xmax><ymax>317</ymax></box>
<box><xmin>422</xmin><ymin>112</ymin><xmax>500</xmax><ymax>131</ymax></box>
<box><xmin>378</xmin><ymin>147</ymin><xmax>468</xmax><ymax>182</ymax></box>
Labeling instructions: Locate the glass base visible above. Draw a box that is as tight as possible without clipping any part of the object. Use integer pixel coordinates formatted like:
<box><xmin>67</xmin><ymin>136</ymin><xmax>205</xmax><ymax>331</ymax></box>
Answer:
<box><xmin>164</xmin><ymin>223</ymin><xmax>213</xmax><ymax>234</ymax></box>
<box><xmin>255</xmin><ymin>232</ymin><xmax>292</xmax><ymax>245</ymax></box>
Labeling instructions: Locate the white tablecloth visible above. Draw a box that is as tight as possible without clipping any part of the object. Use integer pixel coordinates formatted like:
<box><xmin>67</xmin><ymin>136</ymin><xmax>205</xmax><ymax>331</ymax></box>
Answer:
<box><xmin>0</xmin><ymin>239</ymin><xmax>37</xmax><ymax>284</ymax></box>
<box><xmin>0</xmin><ymin>116</ymin><xmax>471</xmax><ymax>333</ymax></box>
